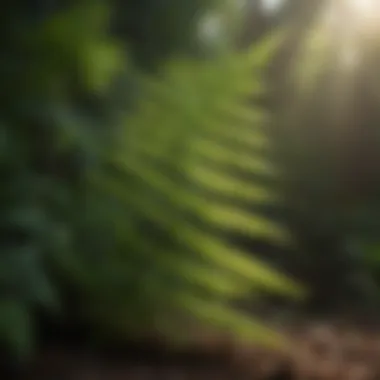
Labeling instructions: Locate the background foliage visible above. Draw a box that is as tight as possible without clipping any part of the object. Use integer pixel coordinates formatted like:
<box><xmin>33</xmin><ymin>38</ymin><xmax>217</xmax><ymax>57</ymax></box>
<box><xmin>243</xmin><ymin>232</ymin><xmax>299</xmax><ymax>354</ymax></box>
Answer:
<box><xmin>0</xmin><ymin>0</ymin><xmax>302</xmax><ymax>360</ymax></box>
<box><xmin>4</xmin><ymin>0</ymin><xmax>380</xmax><ymax>369</ymax></box>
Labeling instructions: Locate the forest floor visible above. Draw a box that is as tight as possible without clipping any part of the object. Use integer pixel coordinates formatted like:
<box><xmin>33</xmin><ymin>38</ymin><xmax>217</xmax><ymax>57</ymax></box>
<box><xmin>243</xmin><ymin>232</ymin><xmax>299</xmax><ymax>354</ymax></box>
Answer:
<box><xmin>21</xmin><ymin>319</ymin><xmax>380</xmax><ymax>380</ymax></box>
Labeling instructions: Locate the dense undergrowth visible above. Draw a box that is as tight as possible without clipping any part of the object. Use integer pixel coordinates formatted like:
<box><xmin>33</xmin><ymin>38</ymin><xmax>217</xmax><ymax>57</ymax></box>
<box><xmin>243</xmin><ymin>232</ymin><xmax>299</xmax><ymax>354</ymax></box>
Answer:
<box><xmin>0</xmin><ymin>0</ymin><xmax>304</xmax><ymax>365</ymax></box>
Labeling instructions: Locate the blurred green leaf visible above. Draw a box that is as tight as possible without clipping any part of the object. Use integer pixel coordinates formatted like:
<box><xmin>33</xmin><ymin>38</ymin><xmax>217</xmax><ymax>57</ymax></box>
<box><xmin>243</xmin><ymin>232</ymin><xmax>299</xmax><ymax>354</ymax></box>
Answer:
<box><xmin>0</xmin><ymin>299</ymin><xmax>33</xmax><ymax>359</ymax></box>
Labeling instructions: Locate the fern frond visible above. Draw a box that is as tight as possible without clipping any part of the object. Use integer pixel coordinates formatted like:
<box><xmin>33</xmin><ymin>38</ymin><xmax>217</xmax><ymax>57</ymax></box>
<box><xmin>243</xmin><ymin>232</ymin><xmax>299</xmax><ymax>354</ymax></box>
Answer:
<box><xmin>88</xmin><ymin>40</ymin><xmax>304</xmax><ymax>343</ymax></box>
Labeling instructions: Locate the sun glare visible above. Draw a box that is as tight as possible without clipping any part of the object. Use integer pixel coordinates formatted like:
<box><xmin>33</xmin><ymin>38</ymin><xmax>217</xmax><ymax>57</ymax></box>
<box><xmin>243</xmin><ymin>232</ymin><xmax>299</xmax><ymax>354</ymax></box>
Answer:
<box><xmin>317</xmin><ymin>0</ymin><xmax>380</xmax><ymax>70</ymax></box>
<box><xmin>347</xmin><ymin>0</ymin><xmax>377</xmax><ymax>13</ymax></box>
<box><xmin>339</xmin><ymin>0</ymin><xmax>380</xmax><ymax>31</ymax></box>
<box><xmin>292</xmin><ymin>0</ymin><xmax>380</xmax><ymax>130</ymax></box>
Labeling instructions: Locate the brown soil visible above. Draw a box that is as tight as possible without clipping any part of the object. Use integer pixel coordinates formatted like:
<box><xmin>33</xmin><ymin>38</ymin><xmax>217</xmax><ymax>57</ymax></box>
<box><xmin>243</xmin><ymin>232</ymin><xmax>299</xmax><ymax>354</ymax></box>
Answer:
<box><xmin>19</xmin><ymin>320</ymin><xmax>380</xmax><ymax>380</ymax></box>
